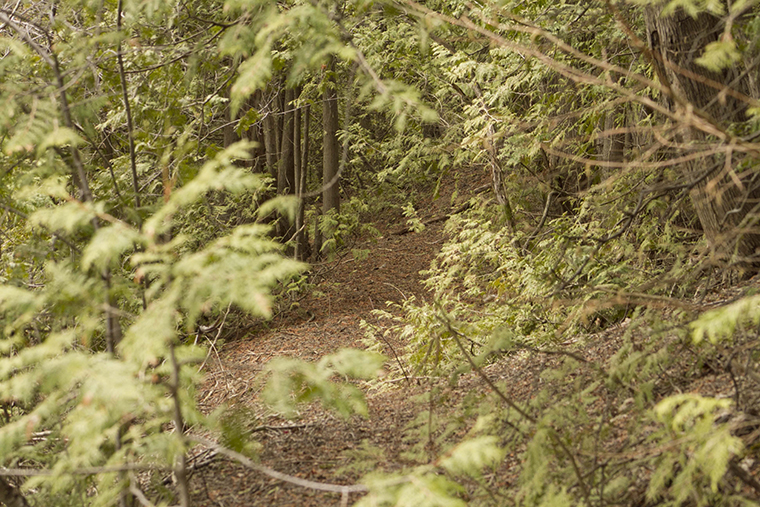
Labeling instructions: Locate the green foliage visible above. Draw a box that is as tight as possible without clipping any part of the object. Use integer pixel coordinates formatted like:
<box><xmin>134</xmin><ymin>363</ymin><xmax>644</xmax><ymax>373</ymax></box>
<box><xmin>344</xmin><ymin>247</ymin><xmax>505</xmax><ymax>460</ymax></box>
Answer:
<box><xmin>1</xmin><ymin>0</ymin><xmax>759</xmax><ymax>503</ymax></box>
<box><xmin>696</xmin><ymin>40</ymin><xmax>742</xmax><ymax>72</ymax></box>
<box><xmin>439</xmin><ymin>434</ymin><xmax>504</xmax><ymax>477</ymax></box>
<box><xmin>402</xmin><ymin>202</ymin><xmax>426</xmax><ymax>233</ymax></box>
<box><xmin>358</xmin><ymin>472</ymin><xmax>468</xmax><ymax>507</ymax></box>
<box><xmin>316</xmin><ymin>197</ymin><xmax>380</xmax><ymax>256</ymax></box>
<box><xmin>648</xmin><ymin>395</ymin><xmax>743</xmax><ymax>505</ymax></box>
<box><xmin>0</xmin><ymin>140</ymin><xmax>304</xmax><ymax>503</ymax></box>
<box><xmin>691</xmin><ymin>294</ymin><xmax>760</xmax><ymax>344</ymax></box>
<box><xmin>261</xmin><ymin>348</ymin><xmax>386</xmax><ymax>418</ymax></box>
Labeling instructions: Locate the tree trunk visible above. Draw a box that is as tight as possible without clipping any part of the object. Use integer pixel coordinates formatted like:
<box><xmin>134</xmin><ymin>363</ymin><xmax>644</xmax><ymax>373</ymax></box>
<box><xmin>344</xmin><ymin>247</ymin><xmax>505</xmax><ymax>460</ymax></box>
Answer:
<box><xmin>247</xmin><ymin>91</ymin><xmax>266</xmax><ymax>173</ymax></box>
<box><xmin>262</xmin><ymin>89</ymin><xmax>279</xmax><ymax>182</ymax></box>
<box><xmin>278</xmin><ymin>88</ymin><xmax>296</xmax><ymax>196</ymax></box>
<box><xmin>645</xmin><ymin>6</ymin><xmax>760</xmax><ymax>270</ymax></box>
<box><xmin>601</xmin><ymin>109</ymin><xmax>626</xmax><ymax>168</ymax></box>
<box><xmin>322</xmin><ymin>66</ymin><xmax>340</xmax><ymax>215</ymax></box>
<box><xmin>293</xmin><ymin>91</ymin><xmax>301</xmax><ymax>197</ymax></box>
<box><xmin>278</xmin><ymin>88</ymin><xmax>296</xmax><ymax>240</ymax></box>
<box><xmin>223</xmin><ymin>86</ymin><xmax>240</xmax><ymax>149</ymax></box>
<box><xmin>293</xmin><ymin>93</ymin><xmax>310</xmax><ymax>260</ymax></box>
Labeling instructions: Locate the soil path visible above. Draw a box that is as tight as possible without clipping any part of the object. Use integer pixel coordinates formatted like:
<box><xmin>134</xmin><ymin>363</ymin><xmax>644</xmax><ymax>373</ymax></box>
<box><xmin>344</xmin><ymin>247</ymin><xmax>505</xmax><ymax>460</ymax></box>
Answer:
<box><xmin>189</xmin><ymin>191</ymin><xmax>459</xmax><ymax>506</ymax></box>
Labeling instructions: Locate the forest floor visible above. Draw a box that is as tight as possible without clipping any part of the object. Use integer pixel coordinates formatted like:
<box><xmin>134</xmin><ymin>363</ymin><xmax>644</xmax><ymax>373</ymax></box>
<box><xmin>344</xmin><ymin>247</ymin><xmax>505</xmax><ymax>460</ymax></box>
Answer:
<box><xmin>186</xmin><ymin>173</ymin><xmax>760</xmax><ymax>506</ymax></box>
<box><xmin>187</xmin><ymin>175</ymin><xmax>473</xmax><ymax>506</ymax></box>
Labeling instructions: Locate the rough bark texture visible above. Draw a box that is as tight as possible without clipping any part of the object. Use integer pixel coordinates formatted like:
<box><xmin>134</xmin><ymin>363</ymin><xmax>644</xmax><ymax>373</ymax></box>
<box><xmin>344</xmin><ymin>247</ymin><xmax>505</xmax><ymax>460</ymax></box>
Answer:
<box><xmin>645</xmin><ymin>6</ymin><xmax>760</xmax><ymax>270</ymax></box>
<box><xmin>322</xmin><ymin>69</ymin><xmax>340</xmax><ymax>215</ymax></box>
<box><xmin>278</xmin><ymin>88</ymin><xmax>296</xmax><ymax>197</ymax></box>
<box><xmin>278</xmin><ymin>88</ymin><xmax>296</xmax><ymax>240</ymax></box>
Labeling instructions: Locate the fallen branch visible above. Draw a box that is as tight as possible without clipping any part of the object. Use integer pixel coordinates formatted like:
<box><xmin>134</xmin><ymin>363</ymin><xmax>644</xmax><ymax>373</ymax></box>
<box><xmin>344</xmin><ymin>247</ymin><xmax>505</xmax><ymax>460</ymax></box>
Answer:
<box><xmin>189</xmin><ymin>436</ymin><xmax>368</xmax><ymax>494</ymax></box>
<box><xmin>0</xmin><ymin>464</ymin><xmax>163</xmax><ymax>476</ymax></box>
<box><xmin>729</xmin><ymin>461</ymin><xmax>760</xmax><ymax>496</ymax></box>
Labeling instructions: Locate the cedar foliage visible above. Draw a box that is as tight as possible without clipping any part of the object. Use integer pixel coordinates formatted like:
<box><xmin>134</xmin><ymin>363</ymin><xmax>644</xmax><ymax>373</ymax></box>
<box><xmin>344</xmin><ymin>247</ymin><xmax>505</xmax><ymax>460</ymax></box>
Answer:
<box><xmin>1</xmin><ymin>0</ymin><xmax>760</xmax><ymax>505</ymax></box>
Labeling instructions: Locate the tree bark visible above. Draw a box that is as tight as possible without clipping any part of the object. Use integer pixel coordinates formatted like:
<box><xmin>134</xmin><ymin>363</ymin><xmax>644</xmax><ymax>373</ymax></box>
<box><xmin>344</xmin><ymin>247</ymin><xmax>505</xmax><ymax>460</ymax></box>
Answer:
<box><xmin>247</xmin><ymin>92</ymin><xmax>266</xmax><ymax>173</ymax></box>
<box><xmin>601</xmin><ymin>109</ymin><xmax>626</xmax><ymax>168</ymax></box>
<box><xmin>262</xmin><ymin>89</ymin><xmax>279</xmax><ymax>182</ymax></box>
<box><xmin>645</xmin><ymin>6</ymin><xmax>760</xmax><ymax>270</ymax></box>
<box><xmin>293</xmin><ymin>94</ymin><xmax>309</xmax><ymax>260</ymax></box>
<box><xmin>278</xmin><ymin>88</ymin><xmax>296</xmax><ymax>196</ymax></box>
<box><xmin>322</xmin><ymin>66</ymin><xmax>340</xmax><ymax>215</ymax></box>
<box><xmin>222</xmin><ymin>88</ymin><xmax>240</xmax><ymax>149</ymax></box>
<box><xmin>278</xmin><ymin>88</ymin><xmax>296</xmax><ymax>240</ymax></box>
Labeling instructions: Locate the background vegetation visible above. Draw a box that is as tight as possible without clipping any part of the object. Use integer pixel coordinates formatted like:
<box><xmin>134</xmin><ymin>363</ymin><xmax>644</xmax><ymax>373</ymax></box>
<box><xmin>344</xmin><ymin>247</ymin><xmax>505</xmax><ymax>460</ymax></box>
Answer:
<box><xmin>0</xmin><ymin>0</ymin><xmax>759</xmax><ymax>505</ymax></box>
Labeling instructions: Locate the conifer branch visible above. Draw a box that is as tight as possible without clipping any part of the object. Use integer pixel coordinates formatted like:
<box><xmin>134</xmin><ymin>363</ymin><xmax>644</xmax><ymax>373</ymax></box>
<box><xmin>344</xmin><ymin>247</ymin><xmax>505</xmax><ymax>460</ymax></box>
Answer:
<box><xmin>436</xmin><ymin>306</ymin><xmax>592</xmax><ymax>503</ymax></box>
<box><xmin>0</xmin><ymin>9</ymin><xmax>93</xmax><ymax>201</ymax></box>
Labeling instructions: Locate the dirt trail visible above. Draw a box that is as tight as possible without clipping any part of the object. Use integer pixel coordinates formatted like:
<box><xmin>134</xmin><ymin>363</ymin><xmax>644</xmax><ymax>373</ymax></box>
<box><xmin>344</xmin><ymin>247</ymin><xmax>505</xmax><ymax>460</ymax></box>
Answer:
<box><xmin>190</xmin><ymin>201</ymin><xmax>453</xmax><ymax>506</ymax></box>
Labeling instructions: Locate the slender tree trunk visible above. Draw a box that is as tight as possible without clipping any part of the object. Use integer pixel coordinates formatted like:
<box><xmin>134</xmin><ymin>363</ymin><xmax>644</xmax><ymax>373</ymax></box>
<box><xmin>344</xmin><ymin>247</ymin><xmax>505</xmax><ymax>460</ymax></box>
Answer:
<box><xmin>293</xmin><ymin>88</ymin><xmax>301</xmax><ymax>192</ymax></box>
<box><xmin>293</xmin><ymin>90</ymin><xmax>309</xmax><ymax>260</ymax></box>
<box><xmin>322</xmin><ymin>65</ymin><xmax>340</xmax><ymax>215</ymax></box>
<box><xmin>169</xmin><ymin>345</ymin><xmax>190</xmax><ymax>507</ymax></box>
<box><xmin>295</xmin><ymin>103</ymin><xmax>311</xmax><ymax>260</ymax></box>
<box><xmin>262</xmin><ymin>90</ymin><xmax>279</xmax><ymax>181</ymax></box>
<box><xmin>301</xmin><ymin>104</ymin><xmax>310</xmax><ymax>197</ymax></box>
<box><xmin>223</xmin><ymin>87</ymin><xmax>240</xmax><ymax>149</ymax></box>
<box><xmin>278</xmin><ymin>88</ymin><xmax>296</xmax><ymax>195</ymax></box>
<box><xmin>645</xmin><ymin>6</ymin><xmax>760</xmax><ymax>270</ymax></box>
<box><xmin>247</xmin><ymin>92</ymin><xmax>266</xmax><ymax>173</ymax></box>
<box><xmin>602</xmin><ymin>109</ymin><xmax>626</xmax><ymax>168</ymax></box>
<box><xmin>278</xmin><ymin>88</ymin><xmax>296</xmax><ymax>240</ymax></box>
<box><xmin>275</xmin><ymin>84</ymin><xmax>284</xmax><ymax>166</ymax></box>
<box><xmin>0</xmin><ymin>477</ymin><xmax>29</xmax><ymax>507</ymax></box>
<box><xmin>314</xmin><ymin>206</ymin><xmax>323</xmax><ymax>261</ymax></box>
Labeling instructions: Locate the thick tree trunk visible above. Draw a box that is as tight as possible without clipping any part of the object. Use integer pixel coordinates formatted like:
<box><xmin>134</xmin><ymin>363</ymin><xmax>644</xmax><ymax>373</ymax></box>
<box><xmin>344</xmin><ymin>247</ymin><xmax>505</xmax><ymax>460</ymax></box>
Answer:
<box><xmin>645</xmin><ymin>6</ymin><xmax>760</xmax><ymax>270</ymax></box>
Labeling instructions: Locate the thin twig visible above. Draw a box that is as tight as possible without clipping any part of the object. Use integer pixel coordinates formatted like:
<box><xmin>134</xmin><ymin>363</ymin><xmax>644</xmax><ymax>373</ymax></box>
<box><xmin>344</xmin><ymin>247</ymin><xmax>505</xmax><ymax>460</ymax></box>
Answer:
<box><xmin>198</xmin><ymin>303</ymin><xmax>232</xmax><ymax>372</ymax></box>
<box><xmin>0</xmin><ymin>464</ymin><xmax>166</xmax><ymax>477</ymax></box>
<box><xmin>435</xmin><ymin>305</ymin><xmax>592</xmax><ymax>503</ymax></box>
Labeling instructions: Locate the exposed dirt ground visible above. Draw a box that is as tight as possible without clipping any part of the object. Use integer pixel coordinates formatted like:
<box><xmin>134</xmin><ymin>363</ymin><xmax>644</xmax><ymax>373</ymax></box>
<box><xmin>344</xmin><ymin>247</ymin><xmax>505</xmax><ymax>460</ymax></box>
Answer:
<box><xmin>188</xmin><ymin>176</ymin><xmax>473</xmax><ymax>506</ymax></box>
<box><xmin>186</xmin><ymin>175</ymin><xmax>760</xmax><ymax>507</ymax></box>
